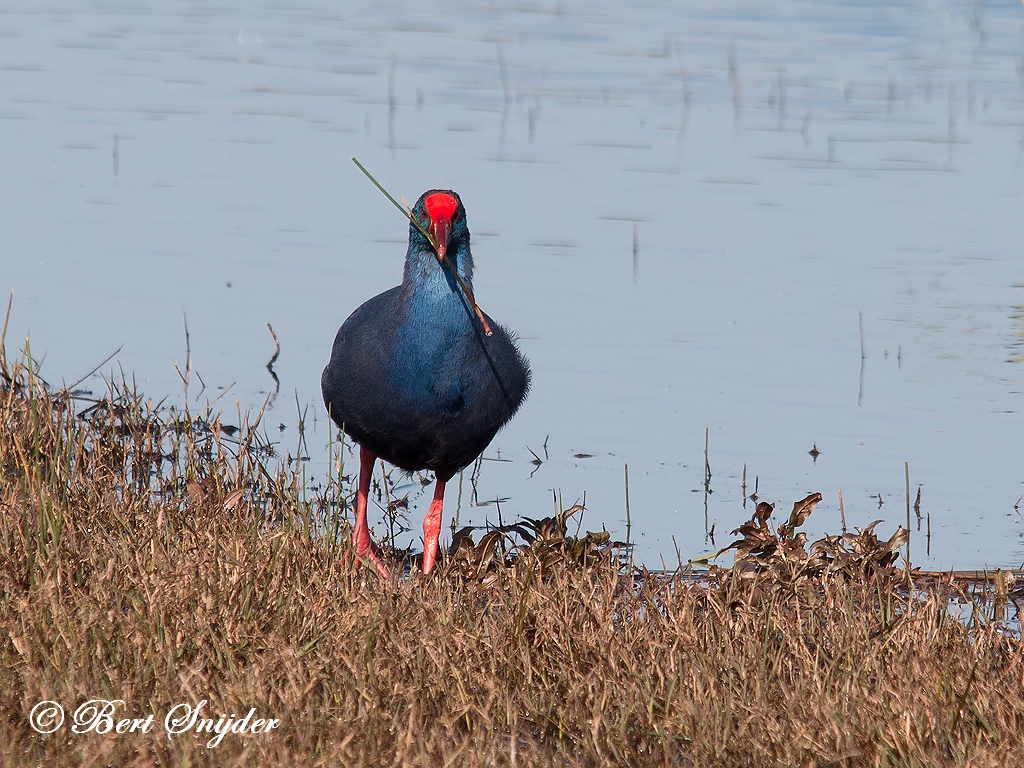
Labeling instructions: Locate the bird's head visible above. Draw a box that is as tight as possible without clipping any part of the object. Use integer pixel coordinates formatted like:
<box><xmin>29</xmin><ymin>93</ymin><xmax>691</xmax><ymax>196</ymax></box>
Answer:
<box><xmin>403</xmin><ymin>189</ymin><xmax>476</xmax><ymax>298</ymax></box>
<box><xmin>410</xmin><ymin>189</ymin><xmax>468</xmax><ymax>263</ymax></box>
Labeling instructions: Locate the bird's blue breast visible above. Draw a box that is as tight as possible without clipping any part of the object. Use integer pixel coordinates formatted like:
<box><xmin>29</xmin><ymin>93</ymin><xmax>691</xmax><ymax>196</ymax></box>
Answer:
<box><xmin>390</xmin><ymin>271</ymin><xmax>475</xmax><ymax>417</ymax></box>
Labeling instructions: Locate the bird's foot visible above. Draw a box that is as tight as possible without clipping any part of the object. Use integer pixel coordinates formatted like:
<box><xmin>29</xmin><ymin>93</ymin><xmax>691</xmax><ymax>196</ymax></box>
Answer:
<box><xmin>420</xmin><ymin>482</ymin><xmax>446</xmax><ymax>575</ymax></box>
<box><xmin>353</xmin><ymin>536</ymin><xmax>391</xmax><ymax>579</ymax></box>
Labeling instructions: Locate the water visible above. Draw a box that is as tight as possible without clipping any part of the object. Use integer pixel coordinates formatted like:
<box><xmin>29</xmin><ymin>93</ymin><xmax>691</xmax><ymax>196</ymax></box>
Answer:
<box><xmin>3</xmin><ymin>0</ymin><xmax>1023</xmax><ymax>570</ymax></box>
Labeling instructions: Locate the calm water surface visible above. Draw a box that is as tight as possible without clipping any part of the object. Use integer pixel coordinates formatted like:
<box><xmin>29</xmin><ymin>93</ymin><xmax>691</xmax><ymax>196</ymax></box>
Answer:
<box><xmin>3</xmin><ymin>0</ymin><xmax>1023</xmax><ymax>569</ymax></box>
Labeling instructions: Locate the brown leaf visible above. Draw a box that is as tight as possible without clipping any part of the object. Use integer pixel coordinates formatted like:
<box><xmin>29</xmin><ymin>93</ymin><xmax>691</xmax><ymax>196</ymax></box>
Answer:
<box><xmin>880</xmin><ymin>526</ymin><xmax>909</xmax><ymax>554</ymax></box>
<box><xmin>755</xmin><ymin>501</ymin><xmax>774</xmax><ymax>525</ymax></box>
<box><xmin>779</xmin><ymin>492</ymin><xmax>822</xmax><ymax>538</ymax></box>
<box><xmin>223</xmin><ymin>488</ymin><xmax>245</xmax><ymax>512</ymax></box>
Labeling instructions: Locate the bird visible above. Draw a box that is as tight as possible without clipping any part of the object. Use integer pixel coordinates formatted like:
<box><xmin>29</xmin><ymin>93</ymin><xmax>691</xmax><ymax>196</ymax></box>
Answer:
<box><xmin>322</xmin><ymin>189</ymin><xmax>530</xmax><ymax>576</ymax></box>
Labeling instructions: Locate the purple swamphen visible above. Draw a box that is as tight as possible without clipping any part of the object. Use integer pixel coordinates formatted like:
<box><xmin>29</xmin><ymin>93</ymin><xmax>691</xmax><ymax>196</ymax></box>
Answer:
<box><xmin>322</xmin><ymin>190</ymin><xmax>530</xmax><ymax>576</ymax></box>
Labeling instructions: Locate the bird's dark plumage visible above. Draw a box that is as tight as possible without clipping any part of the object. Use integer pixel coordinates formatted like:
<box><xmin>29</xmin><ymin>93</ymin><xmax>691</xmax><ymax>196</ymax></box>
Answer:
<box><xmin>322</xmin><ymin>189</ymin><xmax>530</xmax><ymax>574</ymax></box>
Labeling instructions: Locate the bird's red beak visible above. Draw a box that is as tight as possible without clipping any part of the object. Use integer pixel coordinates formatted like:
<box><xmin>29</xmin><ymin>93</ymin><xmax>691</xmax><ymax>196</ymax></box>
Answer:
<box><xmin>431</xmin><ymin>215</ymin><xmax>450</xmax><ymax>261</ymax></box>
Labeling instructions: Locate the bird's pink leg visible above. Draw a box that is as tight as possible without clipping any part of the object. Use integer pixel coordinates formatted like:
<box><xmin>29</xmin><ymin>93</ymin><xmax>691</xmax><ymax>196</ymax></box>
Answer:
<box><xmin>420</xmin><ymin>479</ymin><xmax>447</xmax><ymax>574</ymax></box>
<box><xmin>353</xmin><ymin>446</ymin><xmax>390</xmax><ymax>578</ymax></box>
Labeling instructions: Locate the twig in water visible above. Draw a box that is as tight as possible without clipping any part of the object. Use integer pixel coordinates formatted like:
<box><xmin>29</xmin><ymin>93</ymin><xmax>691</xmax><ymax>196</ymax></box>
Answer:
<box><xmin>905</xmin><ymin>461</ymin><xmax>911</xmax><ymax>562</ymax></box>
<box><xmin>704</xmin><ymin>426</ymin><xmax>711</xmax><ymax>487</ymax></box>
<box><xmin>266</xmin><ymin>323</ymin><xmax>281</xmax><ymax>396</ymax></box>
<box><xmin>624</xmin><ymin>463</ymin><xmax>631</xmax><ymax>551</ymax></box>
<box><xmin>927</xmin><ymin>509</ymin><xmax>932</xmax><ymax>557</ymax></box>
<box><xmin>859</xmin><ymin>311</ymin><xmax>866</xmax><ymax>359</ymax></box>
<box><xmin>267</xmin><ymin>323</ymin><xmax>281</xmax><ymax>368</ymax></box>
<box><xmin>173</xmin><ymin>312</ymin><xmax>205</xmax><ymax>399</ymax></box>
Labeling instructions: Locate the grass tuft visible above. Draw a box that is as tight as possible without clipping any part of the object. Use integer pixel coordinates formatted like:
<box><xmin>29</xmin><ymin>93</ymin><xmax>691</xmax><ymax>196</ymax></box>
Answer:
<box><xmin>1</xmin><ymin>344</ymin><xmax>1022</xmax><ymax>766</ymax></box>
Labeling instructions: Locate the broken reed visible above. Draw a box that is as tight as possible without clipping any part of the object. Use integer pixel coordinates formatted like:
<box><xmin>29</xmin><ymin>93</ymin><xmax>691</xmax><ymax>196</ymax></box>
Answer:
<box><xmin>2</xmin><ymin>346</ymin><xmax>1024</xmax><ymax>767</ymax></box>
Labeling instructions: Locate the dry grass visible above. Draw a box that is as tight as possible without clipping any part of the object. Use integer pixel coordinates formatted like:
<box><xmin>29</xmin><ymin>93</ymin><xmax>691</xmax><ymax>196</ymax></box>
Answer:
<box><xmin>2</xmin><ymin>344</ymin><xmax>1023</xmax><ymax>767</ymax></box>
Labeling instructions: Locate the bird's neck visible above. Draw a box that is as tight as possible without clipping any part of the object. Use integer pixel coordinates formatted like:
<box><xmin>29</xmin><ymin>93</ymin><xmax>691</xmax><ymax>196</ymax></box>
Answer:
<box><xmin>395</xmin><ymin>240</ymin><xmax>477</xmax><ymax>372</ymax></box>
<box><xmin>393</xmin><ymin>242</ymin><xmax>477</xmax><ymax>396</ymax></box>
<box><xmin>402</xmin><ymin>241</ymin><xmax>474</xmax><ymax>306</ymax></box>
